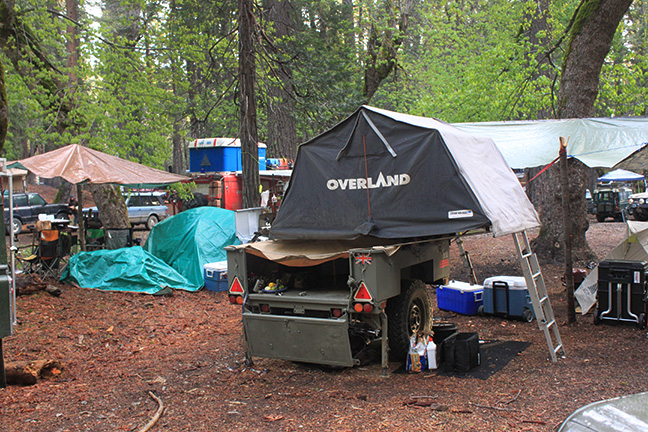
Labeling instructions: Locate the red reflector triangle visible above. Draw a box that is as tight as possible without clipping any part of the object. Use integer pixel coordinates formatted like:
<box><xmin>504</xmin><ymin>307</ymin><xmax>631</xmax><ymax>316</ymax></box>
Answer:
<box><xmin>354</xmin><ymin>282</ymin><xmax>372</xmax><ymax>301</ymax></box>
<box><xmin>230</xmin><ymin>277</ymin><xmax>244</xmax><ymax>294</ymax></box>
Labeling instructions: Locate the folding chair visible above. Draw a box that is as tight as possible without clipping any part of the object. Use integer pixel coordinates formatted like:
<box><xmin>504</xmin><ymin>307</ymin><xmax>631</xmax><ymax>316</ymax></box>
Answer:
<box><xmin>105</xmin><ymin>228</ymin><xmax>133</xmax><ymax>250</ymax></box>
<box><xmin>22</xmin><ymin>229</ymin><xmax>62</xmax><ymax>280</ymax></box>
<box><xmin>86</xmin><ymin>228</ymin><xmax>106</xmax><ymax>250</ymax></box>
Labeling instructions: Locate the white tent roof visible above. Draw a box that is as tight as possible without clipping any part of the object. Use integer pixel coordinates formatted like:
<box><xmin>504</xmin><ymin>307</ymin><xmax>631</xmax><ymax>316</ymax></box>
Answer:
<box><xmin>597</xmin><ymin>168</ymin><xmax>645</xmax><ymax>182</ymax></box>
<box><xmin>366</xmin><ymin>106</ymin><xmax>540</xmax><ymax>236</ymax></box>
<box><xmin>452</xmin><ymin>117</ymin><xmax>648</xmax><ymax>169</ymax></box>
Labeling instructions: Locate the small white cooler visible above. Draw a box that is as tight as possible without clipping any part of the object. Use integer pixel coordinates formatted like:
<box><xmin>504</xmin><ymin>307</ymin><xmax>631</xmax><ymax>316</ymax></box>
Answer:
<box><xmin>204</xmin><ymin>261</ymin><xmax>228</xmax><ymax>292</ymax></box>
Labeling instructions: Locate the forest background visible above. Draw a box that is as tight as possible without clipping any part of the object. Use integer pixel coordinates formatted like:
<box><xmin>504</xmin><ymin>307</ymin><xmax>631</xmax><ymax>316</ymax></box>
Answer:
<box><xmin>1</xmin><ymin>0</ymin><xmax>646</xmax><ymax>174</ymax></box>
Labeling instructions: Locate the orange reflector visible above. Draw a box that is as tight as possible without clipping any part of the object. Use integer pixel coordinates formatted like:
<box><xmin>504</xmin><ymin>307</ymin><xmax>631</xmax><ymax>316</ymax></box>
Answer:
<box><xmin>230</xmin><ymin>277</ymin><xmax>244</xmax><ymax>294</ymax></box>
<box><xmin>236</xmin><ymin>296</ymin><xmax>243</xmax><ymax>305</ymax></box>
<box><xmin>353</xmin><ymin>303</ymin><xmax>364</xmax><ymax>313</ymax></box>
<box><xmin>354</xmin><ymin>282</ymin><xmax>373</xmax><ymax>301</ymax></box>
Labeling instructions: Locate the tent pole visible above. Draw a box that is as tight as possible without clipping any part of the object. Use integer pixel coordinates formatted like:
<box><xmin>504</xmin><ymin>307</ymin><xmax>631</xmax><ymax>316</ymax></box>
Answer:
<box><xmin>559</xmin><ymin>137</ymin><xmax>576</xmax><ymax>324</ymax></box>
<box><xmin>77</xmin><ymin>184</ymin><xmax>86</xmax><ymax>252</ymax></box>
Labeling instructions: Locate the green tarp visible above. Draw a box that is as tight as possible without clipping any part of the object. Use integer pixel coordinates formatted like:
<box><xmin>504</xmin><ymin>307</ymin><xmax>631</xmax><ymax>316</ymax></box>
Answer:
<box><xmin>60</xmin><ymin>246</ymin><xmax>200</xmax><ymax>294</ymax></box>
<box><xmin>61</xmin><ymin>206</ymin><xmax>239</xmax><ymax>294</ymax></box>
<box><xmin>143</xmin><ymin>206</ymin><xmax>239</xmax><ymax>287</ymax></box>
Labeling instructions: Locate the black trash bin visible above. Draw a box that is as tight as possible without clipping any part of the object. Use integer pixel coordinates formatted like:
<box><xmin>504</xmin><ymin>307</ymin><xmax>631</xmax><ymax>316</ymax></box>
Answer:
<box><xmin>595</xmin><ymin>260</ymin><xmax>648</xmax><ymax>328</ymax></box>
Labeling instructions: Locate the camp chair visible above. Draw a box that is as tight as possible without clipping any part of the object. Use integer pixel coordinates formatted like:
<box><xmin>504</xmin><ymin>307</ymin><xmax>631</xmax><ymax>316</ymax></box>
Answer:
<box><xmin>22</xmin><ymin>229</ymin><xmax>62</xmax><ymax>280</ymax></box>
<box><xmin>104</xmin><ymin>228</ymin><xmax>133</xmax><ymax>250</ymax></box>
<box><xmin>86</xmin><ymin>228</ymin><xmax>105</xmax><ymax>250</ymax></box>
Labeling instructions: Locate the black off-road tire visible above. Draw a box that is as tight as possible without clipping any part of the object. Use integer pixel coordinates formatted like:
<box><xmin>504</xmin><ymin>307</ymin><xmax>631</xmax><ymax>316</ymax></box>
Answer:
<box><xmin>596</xmin><ymin>214</ymin><xmax>605</xmax><ymax>223</ymax></box>
<box><xmin>386</xmin><ymin>280</ymin><xmax>433</xmax><ymax>361</ymax></box>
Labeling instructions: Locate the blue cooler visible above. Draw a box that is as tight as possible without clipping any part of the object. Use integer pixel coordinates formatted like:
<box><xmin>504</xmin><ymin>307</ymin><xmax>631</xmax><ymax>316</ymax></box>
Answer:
<box><xmin>204</xmin><ymin>261</ymin><xmax>228</xmax><ymax>292</ymax></box>
<box><xmin>483</xmin><ymin>276</ymin><xmax>535</xmax><ymax>321</ymax></box>
<box><xmin>437</xmin><ymin>281</ymin><xmax>483</xmax><ymax>315</ymax></box>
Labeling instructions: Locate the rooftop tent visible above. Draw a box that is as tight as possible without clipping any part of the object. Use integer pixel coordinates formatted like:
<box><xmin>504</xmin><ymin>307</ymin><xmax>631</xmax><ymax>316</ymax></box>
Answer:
<box><xmin>270</xmin><ymin>106</ymin><xmax>539</xmax><ymax>241</ymax></box>
<box><xmin>597</xmin><ymin>168</ymin><xmax>645</xmax><ymax>183</ymax></box>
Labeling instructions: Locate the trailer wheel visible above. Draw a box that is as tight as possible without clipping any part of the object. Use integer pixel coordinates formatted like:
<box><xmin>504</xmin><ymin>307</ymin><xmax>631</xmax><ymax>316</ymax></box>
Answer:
<box><xmin>593</xmin><ymin>306</ymin><xmax>600</xmax><ymax>325</ymax></box>
<box><xmin>639</xmin><ymin>312</ymin><xmax>646</xmax><ymax>330</ymax></box>
<box><xmin>386</xmin><ymin>280</ymin><xmax>433</xmax><ymax>361</ymax></box>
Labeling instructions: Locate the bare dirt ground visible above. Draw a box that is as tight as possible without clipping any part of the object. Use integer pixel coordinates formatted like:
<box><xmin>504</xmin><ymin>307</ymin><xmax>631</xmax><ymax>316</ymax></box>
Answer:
<box><xmin>1</xmin><ymin>210</ymin><xmax>646</xmax><ymax>432</ymax></box>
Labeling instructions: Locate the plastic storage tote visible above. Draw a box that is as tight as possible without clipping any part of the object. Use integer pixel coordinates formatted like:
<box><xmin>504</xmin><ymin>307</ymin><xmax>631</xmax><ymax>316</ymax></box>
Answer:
<box><xmin>595</xmin><ymin>260</ymin><xmax>648</xmax><ymax>328</ymax></box>
<box><xmin>482</xmin><ymin>276</ymin><xmax>535</xmax><ymax>322</ymax></box>
<box><xmin>437</xmin><ymin>280</ymin><xmax>483</xmax><ymax>315</ymax></box>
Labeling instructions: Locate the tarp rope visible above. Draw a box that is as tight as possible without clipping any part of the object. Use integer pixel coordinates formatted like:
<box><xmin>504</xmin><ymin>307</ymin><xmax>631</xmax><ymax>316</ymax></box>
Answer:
<box><xmin>527</xmin><ymin>155</ymin><xmax>560</xmax><ymax>184</ymax></box>
<box><xmin>363</xmin><ymin>135</ymin><xmax>372</xmax><ymax>218</ymax></box>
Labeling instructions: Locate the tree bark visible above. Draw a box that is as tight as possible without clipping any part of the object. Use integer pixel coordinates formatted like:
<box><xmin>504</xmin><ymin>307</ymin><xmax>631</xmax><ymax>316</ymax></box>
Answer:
<box><xmin>88</xmin><ymin>184</ymin><xmax>130</xmax><ymax>229</ymax></box>
<box><xmin>0</xmin><ymin>0</ymin><xmax>74</xmax><ymax>133</ymax></box>
<box><xmin>239</xmin><ymin>0</ymin><xmax>260</xmax><ymax>208</ymax></box>
<box><xmin>531</xmin><ymin>0</ymin><xmax>632</xmax><ymax>262</ymax></box>
<box><xmin>263</xmin><ymin>0</ymin><xmax>298</xmax><ymax>160</ymax></box>
<box><xmin>557</xmin><ymin>0</ymin><xmax>634</xmax><ymax>118</ymax></box>
<box><xmin>363</xmin><ymin>0</ymin><xmax>413</xmax><ymax>100</ymax></box>
<box><xmin>528</xmin><ymin>158</ymin><xmax>597</xmax><ymax>264</ymax></box>
<box><xmin>5</xmin><ymin>359</ymin><xmax>63</xmax><ymax>386</ymax></box>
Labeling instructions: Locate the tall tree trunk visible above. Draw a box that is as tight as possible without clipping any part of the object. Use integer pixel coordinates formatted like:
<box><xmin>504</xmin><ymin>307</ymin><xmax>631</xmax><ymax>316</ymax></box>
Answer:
<box><xmin>531</xmin><ymin>0</ymin><xmax>633</xmax><ymax>262</ymax></box>
<box><xmin>239</xmin><ymin>0</ymin><xmax>260</xmax><ymax>208</ymax></box>
<box><xmin>557</xmin><ymin>0</ymin><xmax>634</xmax><ymax>118</ymax></box>
<box><xmin>88</xmin><ymin>184</ymin><xmax>129</xmax><ymax>229</ymax></box>
<box><xmin>264</xmin><ymin>0</ymin><xmax>298</xmax><ymax>160</ymax></box>
<box><xmin>363</xmin><ymin>0</ymin><xmax>413</xmax><ymax>100</ymax></box>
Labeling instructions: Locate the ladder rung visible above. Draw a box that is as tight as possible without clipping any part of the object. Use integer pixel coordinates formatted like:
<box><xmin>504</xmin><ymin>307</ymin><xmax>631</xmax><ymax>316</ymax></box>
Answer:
<box><xmin>539</xmin><ymin>296</ymin><xmax>548</xmax><ymax>304</ymax></box>
<box><xmin>522</xmin><ymin>252</ymin><xmax>533</xmax><ymax>259</ymax></box>
<box><xmin>554</xmin><ymin>344</ymin><xmax>563</xmax><ymax>354</ymax></box>
<box><xmin>532</xmin><ymin>271</ymin><xmax>542</xmax><ymax>280</ymax></box>
<box><xmin>544</xmin><ymin>319</ymin><xmax>555</xmax><ymax>328</ymax></box>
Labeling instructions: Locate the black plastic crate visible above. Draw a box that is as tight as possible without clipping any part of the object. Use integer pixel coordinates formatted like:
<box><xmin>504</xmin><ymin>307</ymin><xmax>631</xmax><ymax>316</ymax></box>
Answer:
<box><xmin>441</xmin><ymin>332</ymin><xmax>480</xmax><ymax>373</ymax></box>
<box><xmin>596</xmin><ymin>260</ymin><xmax>648</xmax><ymax>328</ymax></box>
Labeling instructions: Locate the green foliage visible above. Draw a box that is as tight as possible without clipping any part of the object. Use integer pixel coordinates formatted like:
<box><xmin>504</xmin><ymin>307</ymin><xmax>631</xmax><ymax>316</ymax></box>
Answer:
<box><xmin>1</xmin><ymin>0</ymin><xmax>647</xmax><ymax>170</ymax></box>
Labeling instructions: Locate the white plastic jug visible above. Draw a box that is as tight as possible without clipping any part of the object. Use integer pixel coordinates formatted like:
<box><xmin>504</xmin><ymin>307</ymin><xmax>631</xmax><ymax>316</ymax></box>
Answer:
<box><xmin>426</xmin><ymin>340</ymin><xmax>437</xmax><ymax>370</ymax></box>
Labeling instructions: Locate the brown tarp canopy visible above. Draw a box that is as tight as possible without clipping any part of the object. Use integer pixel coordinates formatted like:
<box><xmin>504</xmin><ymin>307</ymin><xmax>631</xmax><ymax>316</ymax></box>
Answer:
<box><xmin>9</xmin><ymin>144</ymin><xmax>187</xmax><ymax>187</ymax></box>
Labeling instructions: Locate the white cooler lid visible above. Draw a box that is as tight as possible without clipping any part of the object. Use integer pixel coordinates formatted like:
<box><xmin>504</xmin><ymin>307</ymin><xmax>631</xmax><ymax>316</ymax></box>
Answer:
<box><xmin>441</xmin><ymin>280</ymin><xmax>483</xmax><ymax>292</ymax></box>
<box><xmin>204</xmin><ymin>261</ymin><xmax>228</xmax><ymax>271</ymax></box>
<box><xmin>483</xmin><ymin>276</ymin><xmax>527</xmax><ymax>289</ymax></box>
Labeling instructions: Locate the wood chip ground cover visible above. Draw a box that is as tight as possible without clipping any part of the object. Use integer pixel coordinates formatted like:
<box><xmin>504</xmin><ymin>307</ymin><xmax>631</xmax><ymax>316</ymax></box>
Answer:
<box><xmin>2</xmin><ymin>218</ymin><xmax>647</xmax><ymax>431</ymax></box>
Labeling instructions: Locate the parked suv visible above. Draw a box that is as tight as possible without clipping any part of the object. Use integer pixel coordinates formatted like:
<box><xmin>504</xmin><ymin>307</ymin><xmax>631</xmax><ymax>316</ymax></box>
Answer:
<box><xmin>593</xmin><ymin>187</ymin><xmax>632</xmax><ymax>222</ymax></box>
<box><xmin>84</xmin><ymin>192</ymin><xmax>168</xmax><ymax>230</ymax></box>
<box><xmin>3</xmin><ymin>192</ymin><xmax>70</xmax><ymax>235</ymax></box>
<box><xmin>628</xmin><ymin>192</ymin><xmax>648</xmax><ymax>221</ymax></box>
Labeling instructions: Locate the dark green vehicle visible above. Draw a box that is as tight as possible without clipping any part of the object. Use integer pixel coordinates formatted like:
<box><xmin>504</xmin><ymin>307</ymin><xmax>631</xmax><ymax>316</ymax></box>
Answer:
<box><xmin>593</xmin><ymin>187</ymin><xmax>632</xmax><ymax>222</ymax></box>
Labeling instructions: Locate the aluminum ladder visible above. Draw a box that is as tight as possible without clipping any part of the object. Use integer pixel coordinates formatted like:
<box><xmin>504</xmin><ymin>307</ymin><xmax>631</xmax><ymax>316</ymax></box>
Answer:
<box><xmin>512</xmin><ymin>231</ymin><xmax>565</xmax><ymax>362</ymax></box>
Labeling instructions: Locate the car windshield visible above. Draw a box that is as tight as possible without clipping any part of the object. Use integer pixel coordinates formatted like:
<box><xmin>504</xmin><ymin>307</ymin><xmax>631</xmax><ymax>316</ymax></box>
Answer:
<box><xmin>28</xmin><ymin>194</ymin><xmax>46</xmax><ymax>206</ymax></box>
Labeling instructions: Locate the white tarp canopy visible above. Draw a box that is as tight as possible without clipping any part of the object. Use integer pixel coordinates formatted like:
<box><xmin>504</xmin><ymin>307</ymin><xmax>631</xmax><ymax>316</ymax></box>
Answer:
<box><xmin>575</xmin><ymin>221</ymin><xmax>648</xmax><ymax>314</ymax></box>
<box><xmin>452</xmin><ymin>117</ymin><xmax>648</xmax><ymax>169</ymax></box>
<box><xmin>597</xmin><ymin>168</ymin><xmax>645</xmax><ymax>182</ymax></box>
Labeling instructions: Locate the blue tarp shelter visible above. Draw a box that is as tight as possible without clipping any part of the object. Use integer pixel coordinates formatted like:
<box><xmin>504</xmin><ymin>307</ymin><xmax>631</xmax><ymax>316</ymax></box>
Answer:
<box><xmin>143</xmin><ymin>206</ymin><xmax>239</xmax><ymax>287</ymax></box>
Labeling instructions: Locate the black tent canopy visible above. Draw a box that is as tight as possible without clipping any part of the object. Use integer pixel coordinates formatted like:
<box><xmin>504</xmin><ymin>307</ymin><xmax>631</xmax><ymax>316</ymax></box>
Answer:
<box><xmin>270</xmin><ymin>106</ymin><xmax>539</xmax><ymax>241</ymax></box>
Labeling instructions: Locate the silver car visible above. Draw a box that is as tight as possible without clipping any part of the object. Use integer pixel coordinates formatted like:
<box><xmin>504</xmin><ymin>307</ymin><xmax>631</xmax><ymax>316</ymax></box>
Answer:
<box><xmin>84</xmin><ymin>192</ymin><xmax>168</xmax><ymax>230</ymax></box>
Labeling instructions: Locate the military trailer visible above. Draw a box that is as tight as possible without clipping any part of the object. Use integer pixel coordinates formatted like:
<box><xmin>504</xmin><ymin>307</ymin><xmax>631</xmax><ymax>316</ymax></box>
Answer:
<box><xmin>227</xmin><ymin>106</ymin><xmax>541</xmax><ymax>370</ymax></box>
